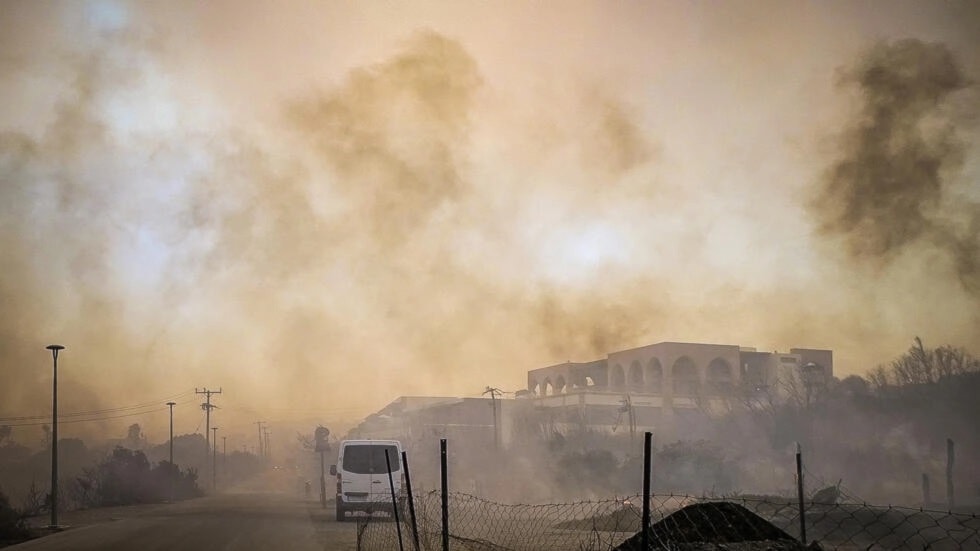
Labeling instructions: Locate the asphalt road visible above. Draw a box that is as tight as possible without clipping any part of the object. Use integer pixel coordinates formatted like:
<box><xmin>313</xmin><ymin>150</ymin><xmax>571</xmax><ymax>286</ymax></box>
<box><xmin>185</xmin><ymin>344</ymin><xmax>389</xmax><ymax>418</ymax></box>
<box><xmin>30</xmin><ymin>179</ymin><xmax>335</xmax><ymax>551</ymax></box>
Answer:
<box><xmin>10</xmin><ymin>493</ymin><xmax>357</xmax><ymax>551</ymax></box>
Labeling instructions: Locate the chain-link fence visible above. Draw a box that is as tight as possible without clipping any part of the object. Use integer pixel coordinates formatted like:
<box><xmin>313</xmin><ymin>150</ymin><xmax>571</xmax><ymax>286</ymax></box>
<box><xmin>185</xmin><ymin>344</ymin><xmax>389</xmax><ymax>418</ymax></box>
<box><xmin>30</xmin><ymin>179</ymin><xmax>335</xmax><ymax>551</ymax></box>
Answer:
<box><xmin>352</xmin><ymin>436</ymin><xmax>979</xmax><ymax>550</ymax></box>
<box><xmin>356</xmin><ymin>490</ymin><xmax>980</xmax><ymax>550</ymax></box>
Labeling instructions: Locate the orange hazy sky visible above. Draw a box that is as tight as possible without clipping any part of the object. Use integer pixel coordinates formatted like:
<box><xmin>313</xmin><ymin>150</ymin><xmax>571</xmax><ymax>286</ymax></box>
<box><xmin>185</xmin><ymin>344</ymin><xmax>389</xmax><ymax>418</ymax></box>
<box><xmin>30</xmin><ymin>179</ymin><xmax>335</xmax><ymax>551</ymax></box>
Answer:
<box><xmin>1</xmin><ymin>1</ymin><xmax>978</xmax><ymax>447</ymax></box>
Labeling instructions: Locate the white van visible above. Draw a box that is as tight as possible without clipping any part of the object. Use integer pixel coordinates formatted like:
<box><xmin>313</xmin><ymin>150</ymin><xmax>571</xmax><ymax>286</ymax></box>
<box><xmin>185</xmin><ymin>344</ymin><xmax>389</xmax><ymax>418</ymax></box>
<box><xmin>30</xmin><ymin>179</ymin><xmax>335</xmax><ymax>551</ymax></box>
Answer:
<box><xmin>329</xmin><ymin>439</ymin><xmax>403</xmax><ymax>522</ymax></box>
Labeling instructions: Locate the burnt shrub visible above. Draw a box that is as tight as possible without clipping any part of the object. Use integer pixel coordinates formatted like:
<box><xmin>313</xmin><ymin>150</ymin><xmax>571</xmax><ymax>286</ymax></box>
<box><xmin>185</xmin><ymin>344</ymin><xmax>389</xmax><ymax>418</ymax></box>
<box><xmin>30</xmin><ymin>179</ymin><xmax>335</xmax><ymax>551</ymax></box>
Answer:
<box><xmin>556</xmin><ymin>449</ymin><xmax>621</xmax><ymax>494</ymax></box>
<box><xmin>149</xmin><ymin>460</ymin><xmax>203</xmax><ymax>501</ymax></box>
<box><xmin>78</xmin><ymin>447</ymin><xmax>202</xmax><ymax>507</ymax></box>
<box><xmin>0</xmin><ymin>488</ymin><xmax>30</xmax><ymax>545</ymax></box>
<box><xmin>652</xmin><ymin>440</ymin><xmax>737</xmax><ymax>495</ymax></box>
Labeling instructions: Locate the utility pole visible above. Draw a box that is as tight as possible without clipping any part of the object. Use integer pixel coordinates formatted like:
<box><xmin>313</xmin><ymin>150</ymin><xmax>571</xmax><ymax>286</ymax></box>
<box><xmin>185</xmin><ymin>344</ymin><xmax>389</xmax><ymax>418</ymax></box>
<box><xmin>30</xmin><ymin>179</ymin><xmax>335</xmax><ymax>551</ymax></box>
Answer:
<box><xmin>483</xmin><ymin>386</ymin><xmax>502</xmax><ymax>450</ymax></box>
<box><xmin>211</xmin><ymin>426</ymin><xmax>218</xmax><ymax>491</ymax></box>
<box><xmin>314</xmin><ymin>426</ymin><xmax>331</xmax><ymax>509</ymax></box>
<box><xmin>629</xmin><ymin>396</ymin><xmax>636</xmax><ymax>445</ymax></box>
<box><xmin>620</xmin><ymin>394</ymin><xmax>636</xmax><ymax>447</ymax></box>
<box><xmin>45</xmin><ymin>344</ymin><xmax>65</xmax><ymax>529</ymax></box>
<box><xmin>263</xmin><ymin>427</ymin><xmax>271</xmax><ymax>463</ymax></box>
<box><xmin>254</xmin><ymin>421</ymin><xmax>265</xmax><ymax>459</ymax></box>
<box><xmin>166</xmin><ymin>401</ymin><xmax>176</xmax><ymax>502</ymax></box>
<box><xmin>195</xmin><ymin>388</ymin><xmax>222</xmax><ymax>452</ymax></box>
<box><xmin>222</xmin><ymin>436</ymin><xmax>227</xmax><ymax>471</ymax></box>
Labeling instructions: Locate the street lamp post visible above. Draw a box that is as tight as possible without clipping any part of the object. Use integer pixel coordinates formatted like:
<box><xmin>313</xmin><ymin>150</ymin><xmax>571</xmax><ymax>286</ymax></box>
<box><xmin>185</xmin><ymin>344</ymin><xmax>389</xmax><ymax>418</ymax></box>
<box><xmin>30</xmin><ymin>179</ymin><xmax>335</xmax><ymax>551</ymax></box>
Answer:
<box><xmin>211</xmin><ymin>426</ymin><xmax>218</xmax><ymax>491</ymax></box>
<box><xmin>45</xmin><ymin>344</ymin><xmax>65</xmax><ymax>529</ymax></box>
<box><xmin>166</xmin><ymin>401</ymin><xmax>176</xmax><ymax>502</ymax></box>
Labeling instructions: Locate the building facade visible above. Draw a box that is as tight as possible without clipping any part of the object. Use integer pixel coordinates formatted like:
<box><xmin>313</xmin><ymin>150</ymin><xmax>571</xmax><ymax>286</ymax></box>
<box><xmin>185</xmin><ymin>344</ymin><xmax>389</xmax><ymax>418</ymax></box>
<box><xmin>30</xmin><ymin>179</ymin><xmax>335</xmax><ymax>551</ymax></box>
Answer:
<box><xmin>347</xmin><ymin>341</ymin><xmax>834</xmax><ymax>451</ymax></box>
<box><xmin>524</xmin><ymin>341</ymin><xmax>833</xmax><ymax>441</ymax></box>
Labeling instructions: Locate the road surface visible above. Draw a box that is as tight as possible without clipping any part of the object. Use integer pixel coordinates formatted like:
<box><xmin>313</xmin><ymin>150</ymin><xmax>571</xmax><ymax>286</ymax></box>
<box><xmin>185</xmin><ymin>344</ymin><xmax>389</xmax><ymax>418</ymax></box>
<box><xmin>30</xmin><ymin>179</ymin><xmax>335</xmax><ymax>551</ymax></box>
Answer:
<box><xmin>10</xmin><ymin>493</ymin><xmax>358</xmax><ymax>551</ymax></box>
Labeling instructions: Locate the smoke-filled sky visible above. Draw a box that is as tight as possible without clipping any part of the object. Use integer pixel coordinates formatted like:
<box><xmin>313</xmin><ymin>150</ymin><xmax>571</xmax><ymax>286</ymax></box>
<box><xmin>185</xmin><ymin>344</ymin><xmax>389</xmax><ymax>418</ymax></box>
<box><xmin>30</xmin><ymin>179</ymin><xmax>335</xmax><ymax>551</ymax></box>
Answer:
<box><xmin>1</xmin><ymin>1</ymin><xmax>979</xmax><ymax>442</ymax></box>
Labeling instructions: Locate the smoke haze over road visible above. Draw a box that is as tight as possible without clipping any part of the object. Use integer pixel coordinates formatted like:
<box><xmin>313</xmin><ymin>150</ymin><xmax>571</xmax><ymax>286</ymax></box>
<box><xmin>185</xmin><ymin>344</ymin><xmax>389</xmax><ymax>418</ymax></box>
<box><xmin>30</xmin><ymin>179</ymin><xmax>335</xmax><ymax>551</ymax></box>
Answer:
<box><xmin>1</xmin><ymin>1</ymin><xmax>979</xmax><ymax>443</ymax></box>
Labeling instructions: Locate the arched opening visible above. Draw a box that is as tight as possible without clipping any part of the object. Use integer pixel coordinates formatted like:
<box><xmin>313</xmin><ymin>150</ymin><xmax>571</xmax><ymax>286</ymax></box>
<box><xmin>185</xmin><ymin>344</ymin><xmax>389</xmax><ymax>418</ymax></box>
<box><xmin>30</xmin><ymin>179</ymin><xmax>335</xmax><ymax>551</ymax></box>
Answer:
<box><xmin>672</xmin><ymin>357</ymin><xmax>699</xmax><ymax>397</ymax></box>
<box><xmin>555</xmin><ymin>375</ymin><xmax>567</xmax><ymax>394</ymax></box>
<box><xmin>801</xmin><ymin>362</ymin><xmax>827</xmax><ymax>404</ymax></box>
<box><xmin>610</xmin><ymin>364</ymin><xmax>625</xmax><ymax>388</ymax></box>
<box><xmin>629</xmin><ymin>361</ymin><xmax>644</xmax><ymax>388</ymax></box>
<box><xmin>707</xmin><ymin>358</ymin><xmax>733</xmax><ymax>395</ymax></box>
<box><xmin>801</xmin><ymin>362</ymin><xmax>825</xmax><ymax>384</ymax></box>
<box><xmin>647</xmin><ymin>358</ymin><xmax>663</xmax><ymax>393</ymax></box>
<box><xmin>585</xmin><ymin>376</ymin><xmax>595</xmax><ymax>387</ymax></box>
<box><xmin>529</xmin><ymin>379</ymin><xmax>540</xmax><ymax>396</ymax></box>
<box><xmin>743</xmin><ymin>363</ymin><xmax>766</xmax><ymax>390</ymax></box>
<box><xmin>543</xmin><ymin>378</ymin><xmax>554</xmax><ymax>396</ymax></box>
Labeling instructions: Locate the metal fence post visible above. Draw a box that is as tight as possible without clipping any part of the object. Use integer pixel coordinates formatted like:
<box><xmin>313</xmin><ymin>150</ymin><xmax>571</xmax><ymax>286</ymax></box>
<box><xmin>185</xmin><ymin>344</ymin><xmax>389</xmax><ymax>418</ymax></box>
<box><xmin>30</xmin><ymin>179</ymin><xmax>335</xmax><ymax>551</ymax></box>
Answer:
<box><xmin>385</xmin><ymin>449</ymin><xmax>405</xmax><ymax>551</ymax></box>
<box><xmin>642</xmin><ymin>431</ymin><xmax>652</xmax><ymax>551</ymax></box>
<box><xmin>796</xmin><ymin>443</ymin><xmax>807</xmax><ymax>544</ymax></box>
<box><xmin>441</xmin><ymin>438</ymin><xmax>449</xmax><ymax>551</ymax></box>
<box><xmin>922</xmin><ymin>473</ymin><xmax>931</xmax><ymax>506</ymax></box>
<box><xmin>946</xmin><ymin>438</ymin><xmax>955</xmax><ymax>510</ymax></box>
<box><xmin>402</xmin><ymin>451</ymin><xmax>421</xmax><ymax>551</ymax></box>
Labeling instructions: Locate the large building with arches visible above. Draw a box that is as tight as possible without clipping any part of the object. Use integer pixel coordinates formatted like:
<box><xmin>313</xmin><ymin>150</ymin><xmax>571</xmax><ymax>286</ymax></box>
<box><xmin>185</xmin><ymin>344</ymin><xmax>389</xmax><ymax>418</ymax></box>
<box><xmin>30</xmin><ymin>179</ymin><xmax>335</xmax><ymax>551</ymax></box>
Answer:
<box><xmin>524</xmin><ymin>341</ymin><xmax>832</xmax><ymax>441</ymax></box>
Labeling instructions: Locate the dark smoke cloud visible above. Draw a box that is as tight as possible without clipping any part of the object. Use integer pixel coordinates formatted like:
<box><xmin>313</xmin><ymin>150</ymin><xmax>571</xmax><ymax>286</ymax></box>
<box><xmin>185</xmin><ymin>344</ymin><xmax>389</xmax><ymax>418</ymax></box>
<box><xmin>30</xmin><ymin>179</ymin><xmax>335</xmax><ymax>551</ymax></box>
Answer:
<box><xmin>587</xmin><ymin>94</ymin><xmax>656</xmax><ymax>177</ymax></box>
<box><xmin>288</xmin><ymin>31</ymin><xmax>481</xmax><ymax>250</ymax></box>
<box><xmin>811</xmin><ymin>38</ymin><xmax>980</xmax><ymax>294</ymax></box>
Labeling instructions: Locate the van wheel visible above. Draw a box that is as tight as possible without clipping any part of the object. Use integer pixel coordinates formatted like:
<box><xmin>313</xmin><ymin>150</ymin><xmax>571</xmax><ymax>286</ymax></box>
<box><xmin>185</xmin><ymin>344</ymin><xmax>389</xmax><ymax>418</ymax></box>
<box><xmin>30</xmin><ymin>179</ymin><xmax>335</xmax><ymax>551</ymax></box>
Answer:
<box><xmin>335</xmin><ymin>503</ymin><xmax>346</xmax><ymax>522</ymax></box>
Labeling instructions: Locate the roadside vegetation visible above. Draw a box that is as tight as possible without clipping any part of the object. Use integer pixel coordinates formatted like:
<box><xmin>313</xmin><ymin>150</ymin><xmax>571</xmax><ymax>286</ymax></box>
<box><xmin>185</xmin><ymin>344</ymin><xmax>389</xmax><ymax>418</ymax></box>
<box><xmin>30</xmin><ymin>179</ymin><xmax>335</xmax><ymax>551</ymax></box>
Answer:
<box><xmin>74</xmin><ymin>447</ymin><xmax>203</xmax><ymax>507</ymax></box>
<box><xmin>0</xmin><ymin>489</ymin><xmax>30</xmax><ymax>547</ymax></box>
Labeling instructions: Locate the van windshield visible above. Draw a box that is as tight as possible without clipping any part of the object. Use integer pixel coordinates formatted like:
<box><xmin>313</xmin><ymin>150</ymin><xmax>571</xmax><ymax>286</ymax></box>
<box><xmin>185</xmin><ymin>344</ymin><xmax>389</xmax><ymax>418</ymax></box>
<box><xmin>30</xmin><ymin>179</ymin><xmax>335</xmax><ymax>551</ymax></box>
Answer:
<box><xmin>342</xmin><ymin>444</ymin><xmax>401</xmax><ymax>474</ymax></box>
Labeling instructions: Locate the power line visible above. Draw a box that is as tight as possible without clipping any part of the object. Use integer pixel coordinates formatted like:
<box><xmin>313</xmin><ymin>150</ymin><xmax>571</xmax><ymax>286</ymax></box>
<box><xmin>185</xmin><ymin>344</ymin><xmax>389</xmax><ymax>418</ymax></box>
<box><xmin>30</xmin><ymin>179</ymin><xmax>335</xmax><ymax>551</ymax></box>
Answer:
<box><xmin>221</xmin><ymin>405</ymin><xmax>369</xmax><ymax>414</ymax></box>
<box><xmin>0</xmin><ymin>389</ymin><xmax>196</xmax><ymax>422</ymax></box>
<box><xmin>14</xmin><ymin>395</ymin><xmax>198</xmax><ymax>426</ymax></box>
<box><xmin>2</xmin><ymin>406</ymin><xmax>172</xmax><ymax>427</ymax></box>
<box><xmin>17</xmin><ymin>389</ymin><xmax>195</xmax><ymax>419</ymax></box>
<box><xmin>192</xmin><ymin>408</ymin><xmax>206</xmax><ymax>434</ymax></box>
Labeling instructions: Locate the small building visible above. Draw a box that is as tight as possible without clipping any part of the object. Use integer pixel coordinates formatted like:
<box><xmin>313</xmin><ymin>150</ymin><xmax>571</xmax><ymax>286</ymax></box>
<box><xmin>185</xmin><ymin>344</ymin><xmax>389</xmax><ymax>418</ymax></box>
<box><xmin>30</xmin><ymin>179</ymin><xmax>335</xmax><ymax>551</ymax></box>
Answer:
<box><xmin>348</xmin><ymin>395</ymin><xmax>514</xmax><ymax>451</ymax></box>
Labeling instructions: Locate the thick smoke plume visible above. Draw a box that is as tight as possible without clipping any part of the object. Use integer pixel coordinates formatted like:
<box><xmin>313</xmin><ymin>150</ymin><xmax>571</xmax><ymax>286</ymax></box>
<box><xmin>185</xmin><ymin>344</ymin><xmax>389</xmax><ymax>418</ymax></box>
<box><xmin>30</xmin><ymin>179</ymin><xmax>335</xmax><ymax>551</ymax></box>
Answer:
<box><xmin>0</xmin><ymin>47</ymin><xmax>151</xmax><ymax>421</ymax></box>
<box><xmin>2</xmin><ymin>3</ymin><xmax>979</xmax><ymax>452</ymax></box>
<box><xmin>811</xmin><ymin>39</ymin><xmax>980</xmax><ymax>295</ymax></box>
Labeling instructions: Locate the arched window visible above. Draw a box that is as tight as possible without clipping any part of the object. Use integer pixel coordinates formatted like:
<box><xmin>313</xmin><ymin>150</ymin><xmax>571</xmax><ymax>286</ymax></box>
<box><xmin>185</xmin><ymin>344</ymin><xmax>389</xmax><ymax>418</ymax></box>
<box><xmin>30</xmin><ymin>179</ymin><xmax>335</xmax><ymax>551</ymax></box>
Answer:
<box><xmin>707</xmin><ymin>358</ymin><xmax>733</xmax><ymax>395</ymax></box>
<box><xmin>629</xmin><ymin>361</ymin><xmax>644</xmax><ymax>388</ymax></box>
<box><xmin>672</xmin><ymin>357</ymin><xmax>699</xmax><ymax>396</ymax></box>
<box><xmin>647</xmin><ymin>358</ymin><xmax>663</xmax><ymax>393</ymax></box>
<box><xmin>801</xmin><ymin>363</ymin><xmax>826</xmax><ymax>388</ymax></box>
<box><xmin>610</xmin><ymin>364</ymin><xmax>626</xmax><ymax>388</ymax></box>
<box><xmin>555</xmin><ymin>375</ymin><xmax>567</xmax><ymax>394</ymax></box>
<box><xmin>543</xmin><ymin>378</ymin><xmax>554</xmax><ymax>396</ymax></box>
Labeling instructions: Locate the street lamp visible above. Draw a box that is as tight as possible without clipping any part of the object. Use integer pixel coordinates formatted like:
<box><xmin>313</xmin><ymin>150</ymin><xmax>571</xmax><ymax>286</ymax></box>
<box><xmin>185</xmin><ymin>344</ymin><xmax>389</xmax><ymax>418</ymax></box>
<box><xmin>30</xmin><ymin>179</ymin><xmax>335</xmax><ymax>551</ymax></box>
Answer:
<box><xmin>211</xmin><ymin>426</ymin><xmax>218</xmax><ymax>491</ymax></box>
<box><xmin>45</xmin><ymin>344</ymin><xmax>65</xmax><ymax>529</ymax></box>
<box><xmin>166</xmin><ymin>401</ymin><xmax>176</xmax><ymax>502</ymax></box>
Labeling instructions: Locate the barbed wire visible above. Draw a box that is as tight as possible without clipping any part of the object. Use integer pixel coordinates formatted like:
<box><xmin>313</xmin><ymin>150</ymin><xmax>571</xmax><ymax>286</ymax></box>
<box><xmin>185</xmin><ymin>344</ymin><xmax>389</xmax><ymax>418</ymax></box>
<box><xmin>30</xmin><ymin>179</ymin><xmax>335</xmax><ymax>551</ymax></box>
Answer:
<box><xmin>801</xmin><ymin>463</ymin><xmax>866</xmax><ymax>506</ymax></box>
<box><xmin>355</xmin><ymin>491</ymin><xmax>980</xmax><ymax>550</ymax></box>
